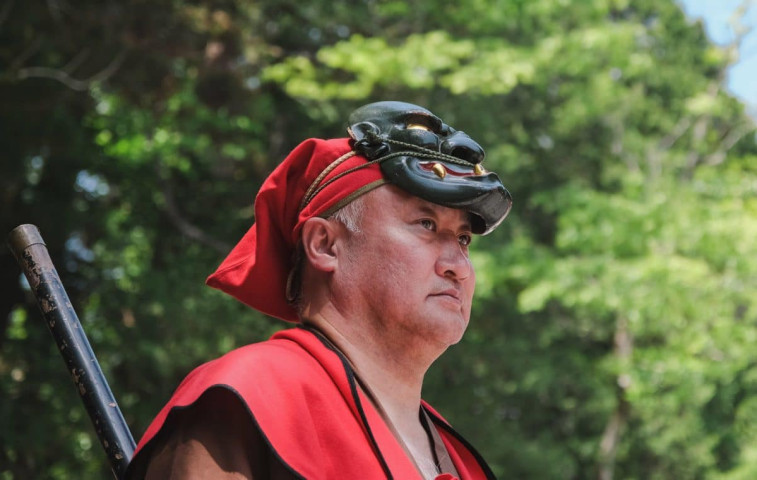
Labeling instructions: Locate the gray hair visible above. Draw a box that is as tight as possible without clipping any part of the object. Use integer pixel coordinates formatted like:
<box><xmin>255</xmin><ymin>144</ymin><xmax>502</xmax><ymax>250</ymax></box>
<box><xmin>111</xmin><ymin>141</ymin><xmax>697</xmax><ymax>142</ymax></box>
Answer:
<box><xmin>328</xmin><ymin>195</ymin><xmax>365</xmax><ymax>233</ymax></box>
<box><xmin>287</xmin><ymin>195</ymin><xmax>367</xmax><ymax>313</ymax></box>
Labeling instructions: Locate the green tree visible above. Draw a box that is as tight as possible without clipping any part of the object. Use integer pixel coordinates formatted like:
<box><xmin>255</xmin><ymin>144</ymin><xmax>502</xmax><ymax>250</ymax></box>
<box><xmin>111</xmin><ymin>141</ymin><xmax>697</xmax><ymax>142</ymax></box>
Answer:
<box><xmin>2</xmin><ymin>0</ymin><xmax>756</xmax><ymax>479</ymax></box>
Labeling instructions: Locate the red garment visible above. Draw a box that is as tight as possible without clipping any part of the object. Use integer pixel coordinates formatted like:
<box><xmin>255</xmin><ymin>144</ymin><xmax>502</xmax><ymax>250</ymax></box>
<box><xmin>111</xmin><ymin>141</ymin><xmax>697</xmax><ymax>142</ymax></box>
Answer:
<box><xmin>130</xmin><ymin>327</ymin><xmax>494</xmax><ymax>480</ymax></box>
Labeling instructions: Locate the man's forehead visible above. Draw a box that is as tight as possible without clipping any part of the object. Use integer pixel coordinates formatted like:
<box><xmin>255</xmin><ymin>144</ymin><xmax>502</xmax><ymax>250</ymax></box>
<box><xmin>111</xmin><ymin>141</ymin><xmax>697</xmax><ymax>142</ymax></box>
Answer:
<box><xmin>408</xmin><ymin>196</ymin><xmax>473</xmax><ymax>229</ymax></box>
<box><xmin>367</xmin><ymin>185</ymin><xmax>473</xmax><ymax>229</ymax></box>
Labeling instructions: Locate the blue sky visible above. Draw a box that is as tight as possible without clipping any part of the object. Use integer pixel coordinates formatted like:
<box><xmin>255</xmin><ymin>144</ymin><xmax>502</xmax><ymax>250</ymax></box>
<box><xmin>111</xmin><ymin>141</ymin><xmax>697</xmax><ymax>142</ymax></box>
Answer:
<box><xmin>677</xmin><ymin>0</ymin><xmax>757</xmax><ymax>111</ymax></box>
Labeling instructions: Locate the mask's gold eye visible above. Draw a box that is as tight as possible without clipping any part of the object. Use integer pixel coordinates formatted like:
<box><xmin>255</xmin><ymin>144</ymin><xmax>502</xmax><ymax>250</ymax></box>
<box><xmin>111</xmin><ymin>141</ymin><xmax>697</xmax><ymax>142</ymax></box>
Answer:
<box><xmin>407</xmin><ymin>123</ymin><xmax>432</xmax><ymax>131</ymax></box>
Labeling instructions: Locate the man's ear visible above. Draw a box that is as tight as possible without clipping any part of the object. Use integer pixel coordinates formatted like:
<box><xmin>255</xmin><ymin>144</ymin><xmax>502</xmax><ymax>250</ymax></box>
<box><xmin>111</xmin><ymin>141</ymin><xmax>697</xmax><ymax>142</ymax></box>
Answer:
<box><xmin>300</xmin><ymin>217</ymin><xmax>343</xmax><ymax>273</ymax></box>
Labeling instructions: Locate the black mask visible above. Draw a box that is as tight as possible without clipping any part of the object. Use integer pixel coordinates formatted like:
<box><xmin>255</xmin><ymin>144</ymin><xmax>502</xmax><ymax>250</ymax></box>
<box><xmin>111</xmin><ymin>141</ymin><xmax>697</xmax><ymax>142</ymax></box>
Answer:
<box><xmin>348</xmin><ymin>101</ymin><xmax>512</xmax><ymax>234</ymax></box>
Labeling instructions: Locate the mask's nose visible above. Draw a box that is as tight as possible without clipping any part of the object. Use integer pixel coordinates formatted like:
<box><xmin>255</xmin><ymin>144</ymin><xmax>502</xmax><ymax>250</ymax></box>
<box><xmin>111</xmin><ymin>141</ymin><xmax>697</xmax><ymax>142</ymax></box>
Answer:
<box><xmin>440</xmin><ymin>132</ymin><xmax>485</xmax><ymax>164</ymax></box>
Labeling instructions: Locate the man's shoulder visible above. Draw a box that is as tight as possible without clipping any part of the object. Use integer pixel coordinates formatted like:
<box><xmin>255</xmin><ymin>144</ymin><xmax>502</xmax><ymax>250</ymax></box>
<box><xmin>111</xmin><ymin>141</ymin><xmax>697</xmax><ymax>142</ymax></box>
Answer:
<box><xmin>130</xmin><ymin>328</ymin><xmax>343</xmax><ymax>453</ymax></box>
<box><xmin>214</xmin><ymin>333</ymin><xmax>315</xmax><ymax>369</ymax></box>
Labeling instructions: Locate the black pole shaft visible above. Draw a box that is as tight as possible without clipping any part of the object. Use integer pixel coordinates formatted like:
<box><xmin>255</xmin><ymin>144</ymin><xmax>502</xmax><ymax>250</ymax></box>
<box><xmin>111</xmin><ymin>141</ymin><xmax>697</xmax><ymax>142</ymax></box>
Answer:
<box><xmin>7</xmin><ymin>224</ymin><xmax>135</xmax><ymax>479</ymax></box>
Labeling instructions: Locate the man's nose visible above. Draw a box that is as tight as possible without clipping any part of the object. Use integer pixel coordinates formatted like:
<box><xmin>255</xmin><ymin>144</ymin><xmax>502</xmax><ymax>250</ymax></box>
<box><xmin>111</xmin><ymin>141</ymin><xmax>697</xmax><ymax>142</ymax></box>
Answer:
<box><xmin>435</xmin><ymin>236</ymin><xmax>472</xmax><ymax>280</ymax></box>
<box><xmin>440</xmin><ymin>131</ymin><xmax>484</xmax><ymax>164</ymax></box>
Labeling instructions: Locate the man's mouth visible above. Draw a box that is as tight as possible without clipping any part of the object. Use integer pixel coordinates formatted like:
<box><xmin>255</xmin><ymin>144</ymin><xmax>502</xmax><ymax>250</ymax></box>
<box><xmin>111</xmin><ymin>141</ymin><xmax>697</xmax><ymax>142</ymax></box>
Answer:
<box><xmin>430</xmin><ymin>288</ymin><xmax>462</xmax><ymax>303</ymax></box>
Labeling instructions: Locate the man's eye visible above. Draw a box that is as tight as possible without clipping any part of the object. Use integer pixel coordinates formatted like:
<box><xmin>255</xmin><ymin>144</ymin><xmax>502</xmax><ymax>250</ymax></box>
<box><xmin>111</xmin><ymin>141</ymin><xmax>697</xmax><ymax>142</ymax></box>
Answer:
<box><xmin>420</xmin><ymin>219</ymin><xmax>436</xmax><ymax>230</ymax></box>
<box><xmin>407</xmin><ymin>123</ymin><xmax>432</xmax><ymax>132</ymax></box>
<box><xmin>458</xmin><ymin>234</ymin><xmax>472</xmax><ymax>247</ymax></box>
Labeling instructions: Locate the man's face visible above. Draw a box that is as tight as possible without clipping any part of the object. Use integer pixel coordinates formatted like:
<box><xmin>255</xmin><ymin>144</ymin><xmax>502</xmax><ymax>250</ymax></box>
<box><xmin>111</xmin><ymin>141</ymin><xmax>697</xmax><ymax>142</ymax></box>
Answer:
<box><xmin>335</xmin><ymin>185</ymin><xmax>476</xmax><ymax>350</ymax></box>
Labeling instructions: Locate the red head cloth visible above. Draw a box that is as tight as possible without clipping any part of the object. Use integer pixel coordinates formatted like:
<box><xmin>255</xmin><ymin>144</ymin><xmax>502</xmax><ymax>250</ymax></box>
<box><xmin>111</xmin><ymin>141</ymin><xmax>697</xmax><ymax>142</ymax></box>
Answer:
<box><xmin>206</xmin><ymin>138</ymin><xmax>385</xmax><ymax>322</ymax></box>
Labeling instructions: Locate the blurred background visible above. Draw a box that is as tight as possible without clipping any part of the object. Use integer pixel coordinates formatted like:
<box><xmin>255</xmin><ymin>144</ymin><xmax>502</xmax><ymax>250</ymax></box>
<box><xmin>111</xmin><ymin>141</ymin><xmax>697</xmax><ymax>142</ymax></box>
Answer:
<box><xmin>1</xmin><ymin>0</ymin><xmax>756</xmax><ymax>478</ymax></box>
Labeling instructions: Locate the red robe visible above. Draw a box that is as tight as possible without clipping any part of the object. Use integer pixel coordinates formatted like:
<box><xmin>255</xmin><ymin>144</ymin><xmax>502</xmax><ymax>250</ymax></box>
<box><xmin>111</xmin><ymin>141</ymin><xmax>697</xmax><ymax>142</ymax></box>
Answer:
<box><xmin>129</xmin><ymin>327</ymin><xmax>495</xmax><ymax>479</ymax></box>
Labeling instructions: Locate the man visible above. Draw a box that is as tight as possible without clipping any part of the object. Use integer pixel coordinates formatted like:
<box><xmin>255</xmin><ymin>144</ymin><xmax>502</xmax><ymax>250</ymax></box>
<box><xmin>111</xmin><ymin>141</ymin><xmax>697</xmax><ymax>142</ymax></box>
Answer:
<box><xmin>125</xmin><ymin>101</ymin><xmax>512</xmax><ymax>479</ymax></box>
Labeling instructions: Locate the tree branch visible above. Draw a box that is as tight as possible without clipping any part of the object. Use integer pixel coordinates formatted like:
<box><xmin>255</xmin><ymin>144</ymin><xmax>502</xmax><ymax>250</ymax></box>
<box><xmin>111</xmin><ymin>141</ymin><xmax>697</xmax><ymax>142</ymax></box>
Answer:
<box><xmin>159</xmin><ymin>179</ymin><xmax>232</xmax><ymax>255</ymax></box>
<box><xmin>658</xmin><ymin>117</ymin><xmax>693</xmax><ymax>151</ymax></box>
<box><xmin>703</xmin><ymin>121</ymin><xmax>756</xmax><ymax>167</ymax></box>
<box><xmin>17</xmin><ymin>49</ymin><xmax>126</xmax><ymax>91</ymax></box>
<box><xmin>46</xmin><ymin>0</ymin><xmax>65</xmax><ymax>24</ymax></box>
<box><xmin>62</xmin><ymin>48</ymin><xmax>91</xmax><ymax>74</ymax></box>
<box><xmin>597</xmin><ymin>316</ymin><xmax>632</xmax><ymax>480</ymax></box>
<box><xmin>9</xmin><ymin>36</ymin><xmax>42</xmax><ymax>72</ymax></box>
<box><xmin>0</xmin><ymin>0</ymin><xmax>15</xmax><ymax>31</ymax></box>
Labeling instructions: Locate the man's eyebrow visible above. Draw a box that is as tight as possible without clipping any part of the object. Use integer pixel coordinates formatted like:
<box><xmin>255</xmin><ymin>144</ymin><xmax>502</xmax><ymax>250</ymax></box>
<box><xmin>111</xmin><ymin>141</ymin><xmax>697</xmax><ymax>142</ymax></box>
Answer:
<box><xmin>414</xmin><ymin>203</ymin><xmax>438</xmax><ymax>216</ymax></box>
<box><xmin>412</xmin><ymin>202</ymin><xmax>473</xmax><ymax>231</ymax></box>
<box><xmin>459</xmin><ymin>215</ymin><xmax>473</xmax><ymax>232</ymax></box>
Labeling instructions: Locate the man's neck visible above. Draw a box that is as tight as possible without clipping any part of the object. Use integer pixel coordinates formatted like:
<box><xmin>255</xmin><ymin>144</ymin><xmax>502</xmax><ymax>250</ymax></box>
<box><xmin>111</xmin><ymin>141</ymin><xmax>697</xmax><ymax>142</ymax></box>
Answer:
<box><xmin>303</xmin><ymin>309</ymin><xmax>441</xmax><ymax>429</ymax></box>
<box><xmin>302</xmin><ymin>305</ymin><xmax>449</xmax><ymax>479</ymax></box>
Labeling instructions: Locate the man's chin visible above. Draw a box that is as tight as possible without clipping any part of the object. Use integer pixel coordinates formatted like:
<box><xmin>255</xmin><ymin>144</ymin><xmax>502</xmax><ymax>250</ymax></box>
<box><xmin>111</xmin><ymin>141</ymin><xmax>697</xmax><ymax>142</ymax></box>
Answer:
<box><xmin>431</xmin><ymin>313</ymin><xmax>469</xmax><ymax>347</ymax></box>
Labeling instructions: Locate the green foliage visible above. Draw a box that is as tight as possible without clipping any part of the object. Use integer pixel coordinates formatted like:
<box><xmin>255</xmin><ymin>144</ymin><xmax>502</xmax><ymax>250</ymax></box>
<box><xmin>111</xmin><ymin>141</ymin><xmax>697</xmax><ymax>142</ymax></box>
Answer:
<box><xmin>2</xmin><ymin>0</ymin><xmax>756</xmax><ymax>479</ymax></box>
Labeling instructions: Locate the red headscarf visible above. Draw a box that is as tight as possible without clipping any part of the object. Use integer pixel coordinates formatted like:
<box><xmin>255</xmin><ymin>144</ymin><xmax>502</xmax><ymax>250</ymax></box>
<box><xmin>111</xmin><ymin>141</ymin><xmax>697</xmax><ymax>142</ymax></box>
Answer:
<box><xmin>206</xmin><ymin>138</ymin><xmax>384</xmax><ymax>322</ymax></box>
